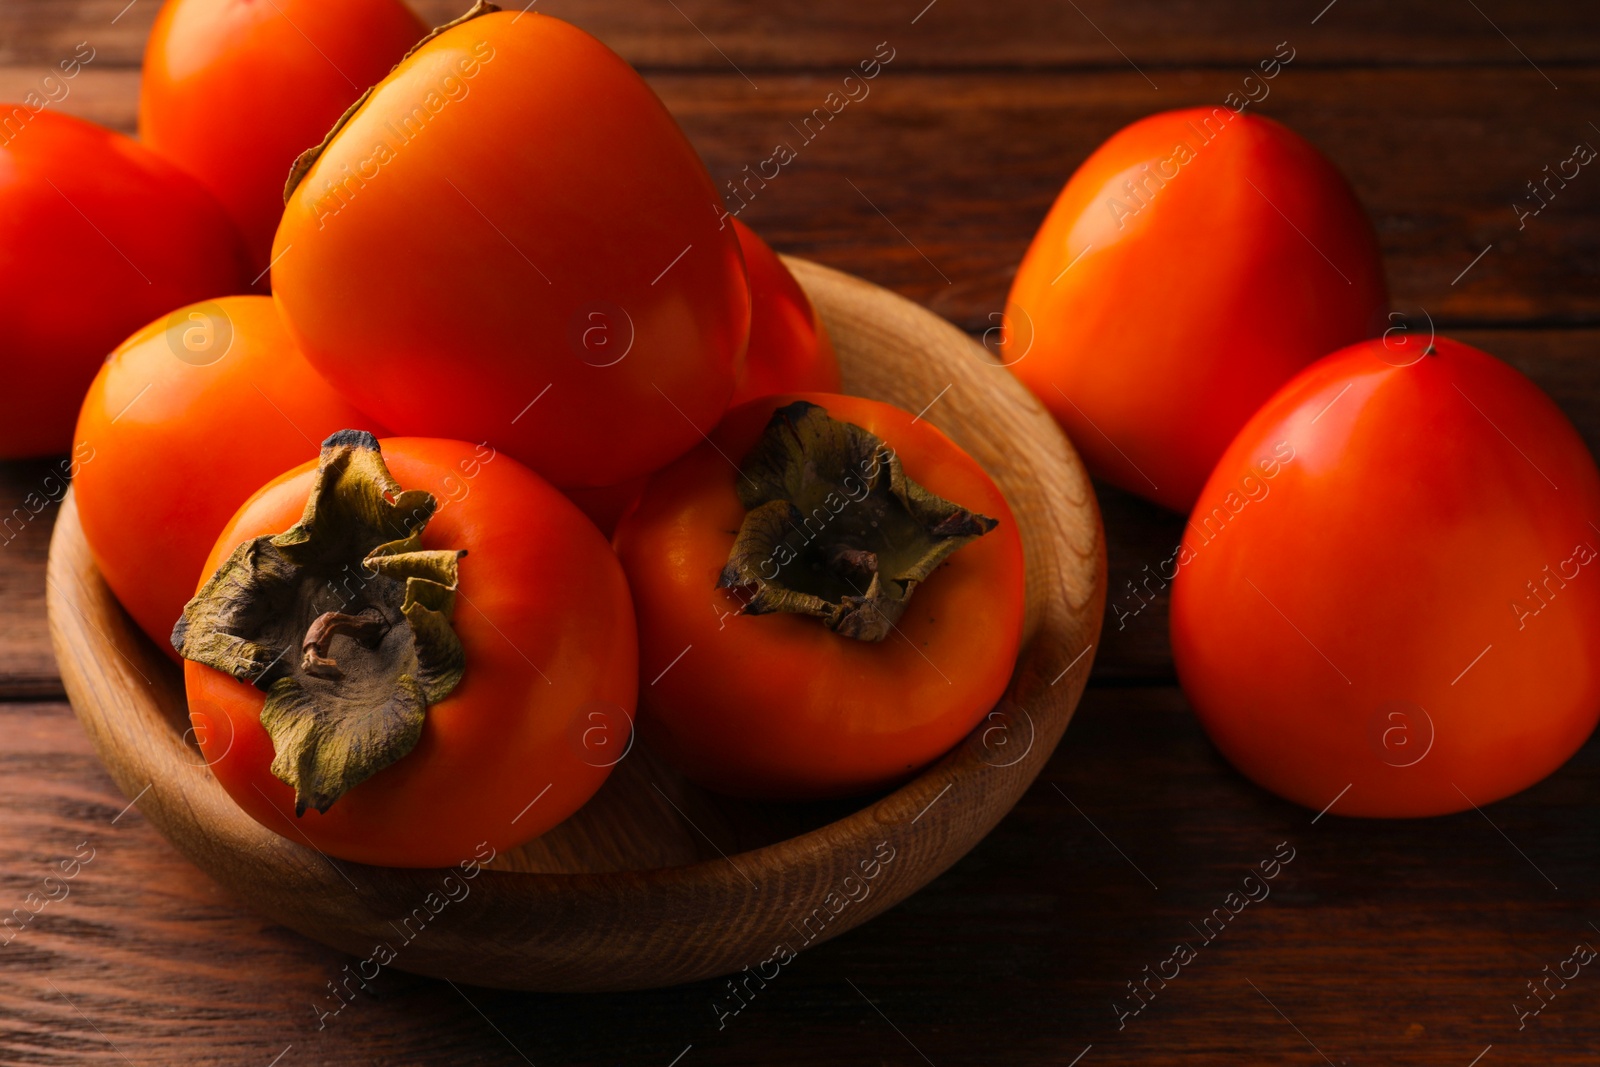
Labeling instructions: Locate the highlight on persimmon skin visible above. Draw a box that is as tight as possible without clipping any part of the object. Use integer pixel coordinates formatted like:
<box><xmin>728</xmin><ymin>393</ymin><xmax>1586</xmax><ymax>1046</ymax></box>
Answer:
<box><xmin>614</xmin><ymin>393</ymin><xmax>1026</xmax><ymax>800</ymax></box>
<box><xmin>272</xmin><ymin>8</ymin><xmax>750</xmax><ymax>490</ymax></box>
<box><xmin>0</xmin><ymin>110</ymin><xmax>250</xmax><ymax>458</ymax></box>
<box><xmin>138</xmin><ymin>0</ymin><xmax>428</xmax><ymax>282</ymax></box>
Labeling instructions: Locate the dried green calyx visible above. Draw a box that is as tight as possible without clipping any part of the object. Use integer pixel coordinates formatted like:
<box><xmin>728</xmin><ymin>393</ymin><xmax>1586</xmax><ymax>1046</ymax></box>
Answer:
<box><xmin>172</xmin><ymin>431</ymin><xmax>466</xmax><ymax>815</ymax></box>
<box><xmin>717</xmin><ymin>400</ymin><xmax>998</xmax><ymax>642</ymax></box>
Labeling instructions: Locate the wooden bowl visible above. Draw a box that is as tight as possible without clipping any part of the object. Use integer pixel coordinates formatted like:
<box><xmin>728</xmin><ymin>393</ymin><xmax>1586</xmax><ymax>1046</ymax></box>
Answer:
<box><xmin>47</xmin><ymin>258</ymin><xmax>1105</xmax><ymax>992</ymax></box>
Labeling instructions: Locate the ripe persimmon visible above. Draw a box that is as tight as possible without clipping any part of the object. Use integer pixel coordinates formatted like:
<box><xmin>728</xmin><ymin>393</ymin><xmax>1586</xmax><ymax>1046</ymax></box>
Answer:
<box><xmin>74</xmin><ymin>296</ymin><xmax>379</xmax><ymax>652</ymax></box>
<box><xmin>0</xmin><ymin>112</ymin><xmax>248</xmax><ymax>457</ymax></box>
<box><xmin>1003</xmin><ymin>108</ymin><xmax>1386</xmax><ymax>512</ymax></box>
<box><xmin>175</xmin><ymin>432</ymin><xmax>637</xmax><ymax>866</ymax></box>
<box><xmin>139</xmin><ymin>0</ymin><xmax>427</xmax><ymax>280</ymax></box>
<box><xmin>1172</xmin><ymin>336</ymin><xmax>1600</xmax><ymax>816</ymax></box>
<box><xmin>614</xmin><ymin>394</ymin><xmax>1025</xmax><ymax>798</ymax></box>
<box><xmin>273</xmin><ymin>5</ymin><xmax>749</xmax><ymax>489</ymax></box>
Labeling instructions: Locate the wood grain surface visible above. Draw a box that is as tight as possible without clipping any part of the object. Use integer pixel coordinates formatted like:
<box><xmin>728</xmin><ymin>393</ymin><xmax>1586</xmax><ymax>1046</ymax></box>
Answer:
<box><xmin>4</xmin><ymin>0</ymin><xmax>1598</xmax><ymax>68</ymax></box>
<box><xmin>3</xmin><ymin>0</ymin><xmax>1599</xmax><ymax>1063</ymax></box>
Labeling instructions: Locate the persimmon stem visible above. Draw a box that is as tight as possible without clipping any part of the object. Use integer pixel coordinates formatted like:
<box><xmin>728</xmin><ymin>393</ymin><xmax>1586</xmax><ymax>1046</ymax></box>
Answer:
<box><xmin>301</xmin><ymin>606</ymin><xmax>389</xmax><ymax>679</ymax></box>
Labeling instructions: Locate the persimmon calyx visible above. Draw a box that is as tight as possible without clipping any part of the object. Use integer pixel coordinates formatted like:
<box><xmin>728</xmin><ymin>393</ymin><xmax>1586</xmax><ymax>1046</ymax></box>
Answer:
<box><xmin>716</xmin><ymin>400</ymin><xmax>997</xmax><ymax>642</ymax></box>
<box><xmin>171</xmin><ymin>430</ymin><xmax>466</xmax><ymax>816</ymax></box>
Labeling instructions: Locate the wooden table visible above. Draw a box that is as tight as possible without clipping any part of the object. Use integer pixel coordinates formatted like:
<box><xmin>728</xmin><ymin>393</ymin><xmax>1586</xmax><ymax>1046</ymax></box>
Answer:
<box><xmin>4</xmin><ymin>2</ymin><xmax>1599</xmax><ymax>1064</ymax></box>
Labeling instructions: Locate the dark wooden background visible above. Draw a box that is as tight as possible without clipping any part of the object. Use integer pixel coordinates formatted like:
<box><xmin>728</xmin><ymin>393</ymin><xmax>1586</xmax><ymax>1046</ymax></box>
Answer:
<box><xmin>4</xmin><ymin>1</ymin><xmax>1600</xmax><ymax>1064</ymax></box>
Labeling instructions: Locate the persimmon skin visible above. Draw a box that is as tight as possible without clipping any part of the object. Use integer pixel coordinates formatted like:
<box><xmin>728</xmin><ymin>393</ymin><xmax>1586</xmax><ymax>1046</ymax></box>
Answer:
<box><xmin>73</xmin><ymin>296</ymin><xmax>380</xmax><ymax>655</ymax></box>
<box><xmin>614</xmin><ymin>393</ymin><xmax>1026</xmax><ymax>799</ymax></box>
<box><xmin>566</xmin><ymin>221</ymin><xmax>841</xmax><ymax>537</ymax></box>
<box><xmin>1004</xmin><ymin>108</ymin><xmax>1387</xmax><ymax>513</ymax></box>
<box><xmin>729</xmin><ymin>218</ymin><xmax>841</xmax><ymax>406</ymax></box>
<box><xmin>1170</xmin><ymin>337</ymin><xmax>1600</xmax><ymax>817</ymax></box>
<box><xmin>273</xmin><ymin>12</ymin><xmax>750</xmax><ymax>489</ymax></box>
<box><xmin>185</xmin><ymin>438</ymin><xmax>638</xmax><ymax>867</ymax></box>
<box><xmin>0</xmin><ymin>111</ymin><xmax>249</xmax><ymax>457</ymax></box>
<box><xmin>139</xmin><ymin>0</ymin><xmax>427</xmax><ymax>280</ymax></box>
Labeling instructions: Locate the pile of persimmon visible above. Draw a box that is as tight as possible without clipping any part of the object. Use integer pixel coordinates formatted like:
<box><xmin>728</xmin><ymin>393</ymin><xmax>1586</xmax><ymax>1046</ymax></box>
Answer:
<box><xmin>15</xmin><ymin>0</ymin><xmax>1590</xmax><ymax>868</ymax></box>
<box><xmin>1003</xmin><ymin>107</ymin><xmax>1600</xmax><ymax>818</ymax></box>
<box><xmin>15</xmin><ymin>1</ymin><xmax>1025</xmax><ymax>867</ymax></box>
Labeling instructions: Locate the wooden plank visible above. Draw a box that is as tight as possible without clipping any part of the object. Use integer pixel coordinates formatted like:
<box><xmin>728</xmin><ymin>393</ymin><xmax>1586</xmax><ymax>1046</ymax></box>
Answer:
<box><xmin>4</xmin><ymin>686</ymin><xmax>1598</xmax><ymax>1064</ymax></box>
<box><xmin>0</xmin><ymin>461</ymin><xmax>68</xmax><ymax>700</ymax></box>
<box><xmin>4</xmin><ymin>0</ymin><xmax>1598</xmax><ymax>70</ymax></box>
<box><xmin>5</xmin><ymin>66</ymin><xmax>1599</xmax><ymax>329</ymax></box>
<box><xmin>666</xmin><ymin>68</ymin><xmax>1600</xmax><ymax>331</ymax></box>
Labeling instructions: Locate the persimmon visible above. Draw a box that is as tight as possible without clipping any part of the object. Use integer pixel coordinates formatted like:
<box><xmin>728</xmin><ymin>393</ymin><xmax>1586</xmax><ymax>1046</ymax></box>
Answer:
<box><xmin>1171</xmin><ymin>336</ymin><xmax>1600</xmax><ymax>816</ymax></box>
<box><xmin>0</xmin><ymin>111</ymin><xmax>248</xmax><ymax>457</ymax></box>
<box><xmin>273</xmin><ymin>4</ymin><xmax>749</xmax><ymax>488</ymax></box>
<box><xmin>174</xmin><ymin>432</ymin><xmax>637</xmax><ymax>866</ymax></box>
<box><xmin>74</xmin><ymin>296</ymin><xmax>379</xmax><ymax>652</ymax></box>
<box><xmin>729</xmin><ymin>218</ymin><xmax>840</xmax><ymax>405</ymax></box>
<box><xmin>139</xmin><ymin>0</ymin><xmax>427</xmax><ymax>281</ymax></box>
<box><xmin>614</xmin><ymin>394</ymin><xmax>1025</xmax><ymax>798</ymax></box>
<box><xmin>566</xmin><ymin>219</ymin><xmax>841</xmax><ymax>536</ymax></box>
<box><xmin>1003</xmin><ymin>108</ymin><xmax>1386</xmax><ymax>512</ymax></box>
